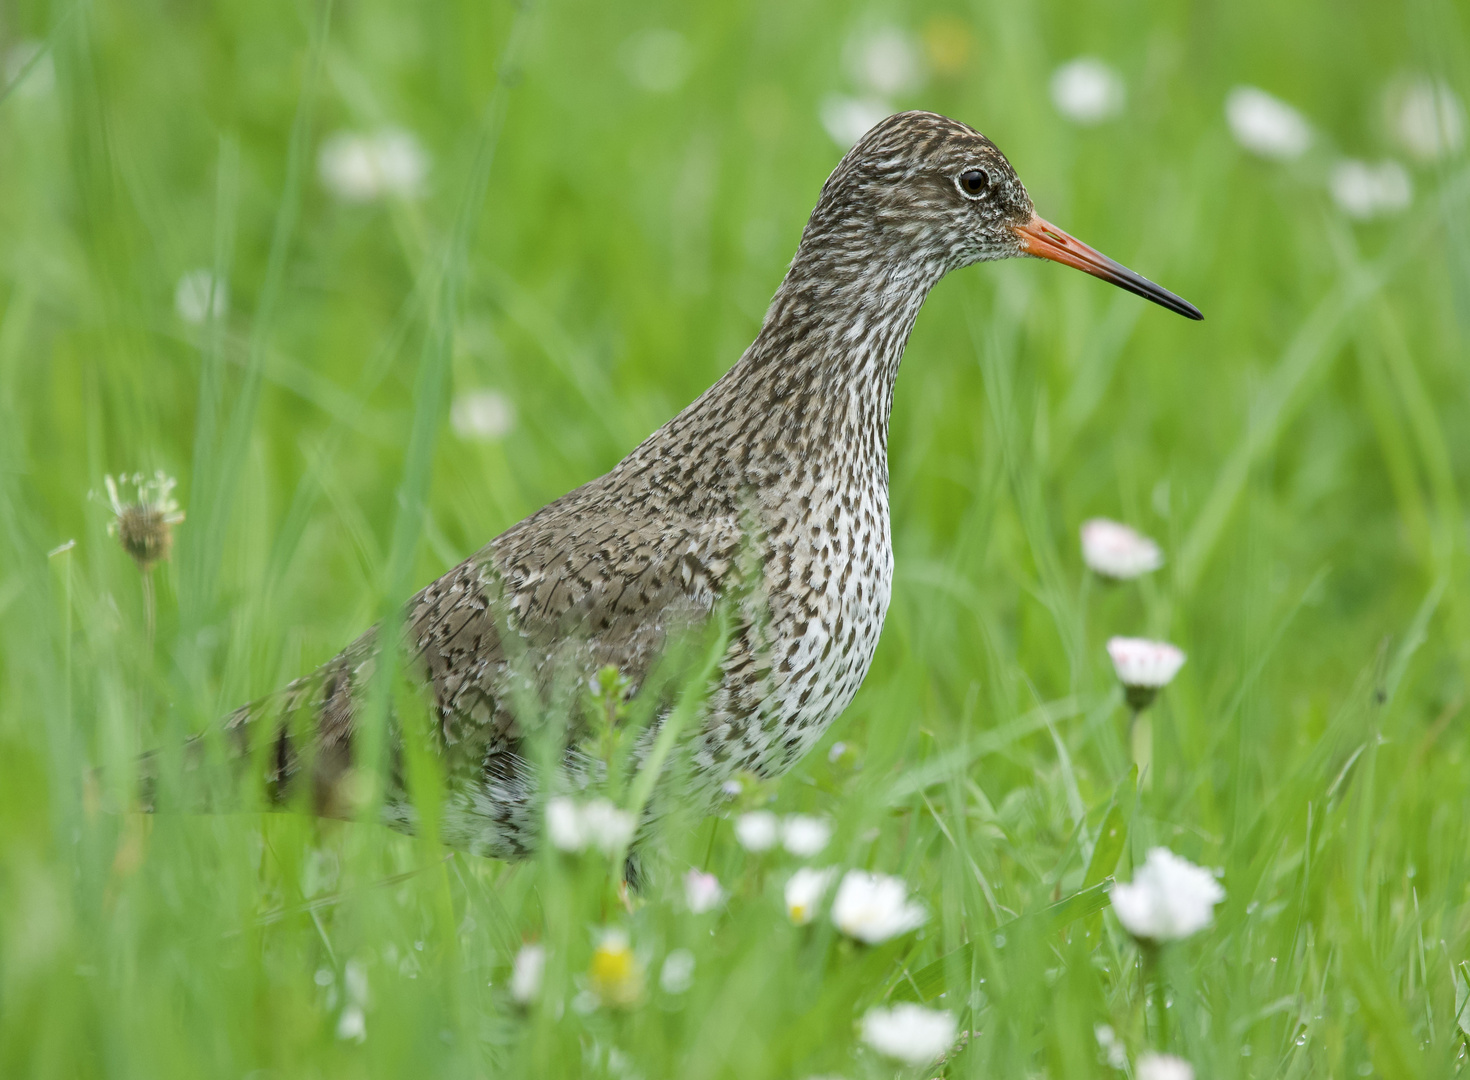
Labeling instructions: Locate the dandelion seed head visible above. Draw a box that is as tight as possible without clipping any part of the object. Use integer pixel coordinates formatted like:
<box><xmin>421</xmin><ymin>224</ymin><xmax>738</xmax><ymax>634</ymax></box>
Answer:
<box><xmin>97</xmin><ymin>471</ymin><xmax>185</xmax><ymax>571</ymax></box>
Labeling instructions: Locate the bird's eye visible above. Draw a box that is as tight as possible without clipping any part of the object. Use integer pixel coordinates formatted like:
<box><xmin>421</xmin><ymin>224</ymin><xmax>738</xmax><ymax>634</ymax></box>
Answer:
<box><xmin>958</xmin><ymin>168</ymin><xmax>990</xmax><ymax>197</ymax></box>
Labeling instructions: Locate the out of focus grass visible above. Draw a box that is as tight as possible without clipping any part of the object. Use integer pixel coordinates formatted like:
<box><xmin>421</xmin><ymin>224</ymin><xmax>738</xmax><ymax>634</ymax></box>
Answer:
<box><xmin>3</xmin><ymin>0</ymin><xmax>1470</xmax><ymax>1076</ymax></box>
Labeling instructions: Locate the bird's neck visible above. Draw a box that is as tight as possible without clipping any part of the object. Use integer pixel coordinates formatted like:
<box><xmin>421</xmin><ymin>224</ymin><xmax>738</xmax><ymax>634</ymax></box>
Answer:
<box><xmin>723</xmin><ymin>242</ymin><xmax>947</xmax><ymax>459</ymax></box>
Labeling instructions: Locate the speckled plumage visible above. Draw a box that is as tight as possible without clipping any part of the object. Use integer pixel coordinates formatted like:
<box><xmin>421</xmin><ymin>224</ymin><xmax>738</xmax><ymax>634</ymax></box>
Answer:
<box><xmin>218</xmin><ymin>111</ymin><xmax>1197</xmax><ymax>859</ymax></box>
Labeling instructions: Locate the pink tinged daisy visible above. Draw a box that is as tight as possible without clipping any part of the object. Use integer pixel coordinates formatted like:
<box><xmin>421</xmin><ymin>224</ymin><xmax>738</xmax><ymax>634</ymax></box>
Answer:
<box><xmin>1225</xmin><ymin>86</ymin><xmax>1312</xmax><ymax>160</ymax></box>
<box><xmin>1136</xmin><ymin>1053</ymin><xmax>1196</xmax><ymax>1080</ymax></box>
<box><xmin>1110</xmin><ymin>847</ymin><xmax>1224</xmax><ymax>943</ymax></box>
<box><xmin>1106</xmin><ymin>637</ymin><xmax>1185</xmax><ymax>711</ymax></box>
<box><xmin>830</xmin><ymin>870</ymin><xmax>927</xmax><ymax>944</ymax></box>
<box><xmin>683</xmin><ymin>869</ymin><xmax>724</xmax><ymax>913</ymax></box>
<box><xmin>1080</xmin><ymin>518</ymin><xmax>1163</xmax><ymax>580</ymax></box>
<box><xmin>784</xmin><ymin>866</ymin><xmax>837</xmax><ymax>925</ymax></box>
<box><xmin>860</xmin><ymin>1003</ymin><xmax>958</xmax><ymax>1066</ymax></box>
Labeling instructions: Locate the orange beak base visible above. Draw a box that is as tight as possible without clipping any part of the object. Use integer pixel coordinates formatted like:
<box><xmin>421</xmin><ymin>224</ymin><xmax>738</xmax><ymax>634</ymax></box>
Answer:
<box><xmin>1013</xmin><ymin>214</ymin><xmax>1202</xmax><ymax>321</ymax></box>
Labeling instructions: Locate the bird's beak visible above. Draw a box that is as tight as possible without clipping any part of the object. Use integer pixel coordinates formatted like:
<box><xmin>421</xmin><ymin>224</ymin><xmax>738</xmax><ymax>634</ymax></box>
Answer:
<box><xmin>1013</xmin><ymin>213</ymin><xmax>1203</xmax><ymax>320</ymax></box>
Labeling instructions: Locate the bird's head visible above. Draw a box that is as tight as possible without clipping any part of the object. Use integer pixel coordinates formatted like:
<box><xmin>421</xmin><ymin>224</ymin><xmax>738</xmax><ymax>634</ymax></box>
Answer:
<box><xmin>809</xmin><ymin>110</ymin><xmax>1201</xmax><ymax>320</ymax></box>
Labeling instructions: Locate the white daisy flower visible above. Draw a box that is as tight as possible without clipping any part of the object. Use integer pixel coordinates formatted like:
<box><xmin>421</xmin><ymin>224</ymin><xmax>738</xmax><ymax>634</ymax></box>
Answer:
<box><xmin>450</xmin><ymin>390</ymin><xmax>516</xmax><ymax>441</ymax></box>
<box><xmin>619</xmin><ymin>28</ymin><xmax>692</xmax><ymax>94</ymax></box>
<box><xmin>335</xmin><ymin>1005</ymin><xmax>366</xmax><ymax>1042</ymax></box>
<box><xmin>1050</xmin><ymin>58</ymin><xmax>1126</xmax><ymax>125</ymax></box>
<box><xmin>588</xmin><ymin>928</ymin><xmax>643</xmax><ymax>1007</ymax></box>
<box><xmin>734</xmin><ymin>810</ymin><xmax>780</xmax><ymax>852</ymax></box>
<box><xmin>1225</xmin><ymin>86</ymin><xmax>1313</xmax><ymax>160</ymax></box>
<box><xmin>545</xmin><ymin>797</ymin><xmax>635</xmax><ymax>855</ymax></box>
<box><xmin>659</xmin><ymin>948</ymin><xmax>696</xmax><ymax>994</ymax></box>
<box><xmin>831</xmin><ymin>870</ymin><xmax>927</xmax><ymax>944</ymax></box>
<box><xmin>845</xmin><ymin>26</ymin><xmax>923</xmax><ymax>97</ymax></box>
<box><xmin>1094</xmin><ymin>1023</ymin><xmax>1128</xmax><ymax>1069</ymax></box>
<box><xmin>785</xmin><ymin>867</ymin><xmax>837</xmax><ymax>925</ymax></box>
<box><xmin>1137</xmin><ymin>1052</ymin><xmax>1195</xmax><ymax>1080</ymax></box>
<box><xmin>860</xmin><ymin>1003</ymin><xmax>958</xmax><ymax>1065</ymax></box>
<box><xmin>683</xmin><ymin>869</ymin><xmax>724</xmax><ymax>913</ymax></box>
<box><xmin>1328</xmin><ymin>159</ymin><xmax>1413</xmax><ymax>220</ymax></box>
<box><xmin>781</xmin><ymin>814</ymin><xmax>832</xmax><ymax>857</ymax></box>
<box><xmin>819</xmin><ymin>95</ymin><xmax>892</xmax><ymax>150</ymax></box>
<box><xmin>784</xmin><ymin>866</ymin><xmax>837</xmax><ymax>925</ymax></box>
<box><xmin>318</xmin><ymin>128</ymin><xmax>428</xmax><ymax>203</ymax></box>
<box><xmin>1081</xmin><ymin>518</ymin><xmax>1163</xmax><ymax>580</ymax></box>
<box><xmin>1106</xmin><ymin>637</ymin><xmax>1186</xmax><ymax>710</ymax></box>
<box><xmin>1383</xmin><ymin>76</ymin><xmax>1466</xmax><ymax>162</ymax></box>
<box><xmin>174</xmin><ymin>268</ymin><xmax>228</xmax><ymax>325</ymax></box>
<box><xmin>1110</xmin><ymin>847</ymin><xmax>1224</xmax><ymax>943</ymax></box>
<box><xmin>509</xmin><ymin>943</ymin><xmax>545</xmax><ymax>1004</ymax></box>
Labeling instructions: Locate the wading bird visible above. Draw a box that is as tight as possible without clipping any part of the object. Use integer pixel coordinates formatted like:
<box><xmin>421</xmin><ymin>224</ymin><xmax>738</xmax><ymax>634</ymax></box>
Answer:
<box><xmin>185</xmin><ymin>111</ymin><xmax>1200</xmax><ymax>861</ymax></box>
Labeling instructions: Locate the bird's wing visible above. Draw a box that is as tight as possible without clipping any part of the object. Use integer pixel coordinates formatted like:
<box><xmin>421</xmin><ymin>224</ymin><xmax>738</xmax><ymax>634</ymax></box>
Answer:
<box><xmin>225</xmin><ymin>495</ymin><xmax>745</xmax><ymax>808</ymax></box>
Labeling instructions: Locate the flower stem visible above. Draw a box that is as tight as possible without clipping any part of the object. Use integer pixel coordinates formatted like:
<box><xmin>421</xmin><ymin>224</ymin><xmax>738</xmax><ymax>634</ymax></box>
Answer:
<box><xmin>1129</xmin><ymin>707</ymin><xmax>1152</xmax><ymax>790</ymax></box>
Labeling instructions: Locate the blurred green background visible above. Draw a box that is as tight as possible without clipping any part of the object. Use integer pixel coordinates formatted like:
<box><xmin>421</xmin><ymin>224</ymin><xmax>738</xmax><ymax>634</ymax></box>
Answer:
<box><xmin>3</xmin><ymin>0</ymin><xmax>1470</xmax><ymax>1075</ymax></box>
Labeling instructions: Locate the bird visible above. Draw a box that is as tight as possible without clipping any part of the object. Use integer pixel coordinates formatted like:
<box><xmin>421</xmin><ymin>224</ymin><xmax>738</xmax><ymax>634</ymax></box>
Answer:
<box><xmin>190</xmin><ymin>111</ymin><xmax>1200</xmax><ymax>863</ymax></box>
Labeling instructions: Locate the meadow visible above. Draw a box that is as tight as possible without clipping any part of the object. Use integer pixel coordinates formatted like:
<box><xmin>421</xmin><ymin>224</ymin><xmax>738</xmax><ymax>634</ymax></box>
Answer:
<box><xmin>2</xmin><ymin>0</ymin><xmax>1469</xmax><ymax>1076</ymax></box>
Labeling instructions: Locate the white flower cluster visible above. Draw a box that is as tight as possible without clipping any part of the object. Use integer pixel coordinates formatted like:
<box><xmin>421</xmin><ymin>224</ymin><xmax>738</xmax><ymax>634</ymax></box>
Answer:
<box><xmin>545</xmin><ymin>796</ymin><xmax>635</xmax><ymax>855</ymax></box>
<box><xmin>1110</xmin><ymin>847</ymin><xmax>1224</xmax><ymax>942</ymax></box>
<box><xmin>819</xmin><ymin>24</ymin><xmax>922</xmax><ymax>149</ymax></box>
<box><xmin>318</xmin><ymin>128</ymin><xmax>428</xmax><ymax>203</ymax></box>
<box><xmin>783</xmin><ymin>867</ymin><xmax>926</xmax><ymax>944</ymax></box>
<box><xmin>682</xmin><ymin>869</ymin><xmax>724</xmax><ymax>913</ymax></box>
<box><xmin>734</xmin><ymin>811</ymin><xmax>831</xmax><ymax>856</ymax></box>
<box><xmin>1328</xmin><ymin>159</ymin><xmax>1413</xmax><ymax>221</ymax></box>
<box><xmin>509</xmin><ymin>942</ymin><xmax>545</xmax><ymax>1004</ymax></box>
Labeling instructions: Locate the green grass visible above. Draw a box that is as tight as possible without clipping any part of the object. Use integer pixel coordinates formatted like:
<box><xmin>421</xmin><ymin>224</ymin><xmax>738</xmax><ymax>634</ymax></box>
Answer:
<box><xmin>3</xmin><ymin>0</ymin><xmax>1470</xmax><ymax>1075</ymax></box>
